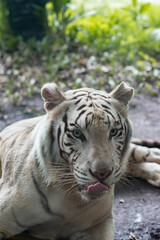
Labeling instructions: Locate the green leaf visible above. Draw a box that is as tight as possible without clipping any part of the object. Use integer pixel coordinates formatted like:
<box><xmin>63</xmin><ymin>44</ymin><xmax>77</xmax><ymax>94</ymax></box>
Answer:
<box><xmin>157</xmin><ymin>81</ymin><xmax>160</xmax><ymax>88</ymax></box>
<box><xmin>132</xmin><ymin>0</ymin><xmax>137</xmax><ymax>7</ymax></box>
<box><xmin>145</xmin><ymin>83</ymin><xmax>158</xmax><ymax>96</ymax></box>
<box><xmin>138</xmin><ymin>51</ymin><xmax>157</xmax><ymax>65</ymax></box>
<box><xmin>140</xmin><ymin>3</ymin><xmax>151</xmax><ymax>13</ymax></box>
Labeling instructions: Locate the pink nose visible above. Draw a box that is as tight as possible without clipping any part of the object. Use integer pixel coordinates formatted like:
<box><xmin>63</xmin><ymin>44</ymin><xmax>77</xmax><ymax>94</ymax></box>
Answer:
<box><xmin>89</xmin><ymin>169</ymin><xmax>112</xmax><ymax>181</ymax></box>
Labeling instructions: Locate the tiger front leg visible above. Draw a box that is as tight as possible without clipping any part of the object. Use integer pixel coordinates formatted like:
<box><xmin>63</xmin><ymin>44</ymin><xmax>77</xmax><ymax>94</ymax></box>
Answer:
<box><xmin>69</xmin><ymin>217</ymin><xmax>114</xmax><ymax>240</ymax></box>
<box><xmin>0</xmin><ymin>206</ymin><xmax>25</xmax><ymax>239</ymax></box>
<box><xmin>0</xmin><ymin>185</ymin><xmax>27</xmax><ymax>238</ymax></box>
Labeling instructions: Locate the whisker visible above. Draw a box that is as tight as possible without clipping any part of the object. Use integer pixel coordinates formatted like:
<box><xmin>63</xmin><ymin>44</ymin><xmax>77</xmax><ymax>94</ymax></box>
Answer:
<box><xmin>62</xmin><ymin>183</ymin><xmax>78</xmax><ymax>198</ymax></box>
<box><xmin>116</xmin><ymin>175</ymin><xmax>134</xmax><ymax>189</ymax></box>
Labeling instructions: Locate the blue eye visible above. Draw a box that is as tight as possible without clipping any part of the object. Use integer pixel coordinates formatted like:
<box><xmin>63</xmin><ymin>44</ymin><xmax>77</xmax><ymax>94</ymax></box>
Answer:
<box><xmin>110</xmin><ymin>128</ymin><xmax>118</xmax><ymax>137</ymax></box>
<box><xmin>72</xmin><ymin>129</ymin><xmax>86</xmax><ymax>142</ymax></box>
<box><xmin>73</xmin><ymin>129</ymin><xmax>82</xmax><ymax>138</ymax></box>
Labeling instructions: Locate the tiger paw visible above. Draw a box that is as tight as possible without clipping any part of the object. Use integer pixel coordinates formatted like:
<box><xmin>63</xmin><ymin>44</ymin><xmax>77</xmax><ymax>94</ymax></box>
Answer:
<box><xmin>141</xmin><ymin>162</ymin><xmax>160</xmax><ymax>187</ymax></box>
<box><xmin>147</xmin><ymin>164</ymin><xmax>160</xmax><ymax>187</ymax></box>
<box><xmin>148</xmin><ymin>147</ymin><xmax>160</xmax><ymax>164</ymax></box>
<box><xmin>69</xmin><ymin>232</ymin><xmax>91</xmax><ymax>240</ymax></box>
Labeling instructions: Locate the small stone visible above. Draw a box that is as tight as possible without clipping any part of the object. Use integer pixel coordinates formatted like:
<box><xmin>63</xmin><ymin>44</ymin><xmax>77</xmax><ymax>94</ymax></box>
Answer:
<box><xmin>120</xmin><ymin>199</ymin><xmax>125</xmax><ymax>204</ymax></box>
<box><xmin>101</xmin><ymin>66</ymin><xmax>110</xmax><ymax>73</ymax></box>
<box><xmin>130</xmin><ymin>232</ymin><xmax>138</xmax><ymax>240</ymax></box>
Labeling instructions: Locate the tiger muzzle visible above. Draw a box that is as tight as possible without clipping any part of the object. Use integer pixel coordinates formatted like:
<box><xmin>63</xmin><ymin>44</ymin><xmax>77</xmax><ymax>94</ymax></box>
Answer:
<box><xmin>89</xmin><ymin>168</ymin><xmax>113</xmax><ymax>181</ymax></box>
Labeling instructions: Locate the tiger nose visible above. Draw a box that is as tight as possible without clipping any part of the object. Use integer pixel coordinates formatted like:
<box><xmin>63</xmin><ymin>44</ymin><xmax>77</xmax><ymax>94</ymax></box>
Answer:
<box><xmin>89</xmin><ymin>169</ymin><xmax>113</xmax><ymax>181</ymax></box>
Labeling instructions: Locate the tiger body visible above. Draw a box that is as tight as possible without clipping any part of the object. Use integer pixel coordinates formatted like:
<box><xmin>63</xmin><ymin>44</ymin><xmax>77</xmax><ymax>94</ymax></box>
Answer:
<box><xmin>0</xmin><ymin>116</ymin><xmax>114</xmax><ymax>240</ymax></box>
<box><xmin>0</xmin><ymin>82</ymin><xmax>160</xmax><ymax>240</ymax></box>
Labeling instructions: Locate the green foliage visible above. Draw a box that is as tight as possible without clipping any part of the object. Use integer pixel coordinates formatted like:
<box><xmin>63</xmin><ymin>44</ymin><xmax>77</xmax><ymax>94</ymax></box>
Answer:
<box><xmin>1</xmin><ymin>0</ymin><xmax>160</xmax><ymax>65</ymax></box>
<box><xmin>46</xmin><ymin>0</ymin><xmax>71</xmax><ymax>37</ymax></box>
<box><xmin>46</xmin><ymin>0</ymin><xmax>96</xmax><ymax>40</ymax></box>
<box><xmin>67</xmin><ymin>2</ymin><xmax>160</xmax><ymax>64</ymax></box>
<box><xmin>0</xmin><ymin>0</ymin><xmax>18</xmax><ymax>50</ymax></box>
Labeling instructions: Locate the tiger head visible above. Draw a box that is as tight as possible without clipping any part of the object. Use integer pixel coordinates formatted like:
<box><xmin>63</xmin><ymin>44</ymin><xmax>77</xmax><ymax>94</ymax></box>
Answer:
<box><xmin>41</xmin><ymin>82</ymin><xmax>134</xmax><ymax>200</ymax></box>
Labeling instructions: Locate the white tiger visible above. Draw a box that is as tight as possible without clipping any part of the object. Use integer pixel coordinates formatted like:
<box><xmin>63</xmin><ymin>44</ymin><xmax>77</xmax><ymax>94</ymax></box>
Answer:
<box><xmin>0</xmin><ymin>82</ymin><xmax>160</xmax><ymax>240</ymax></box>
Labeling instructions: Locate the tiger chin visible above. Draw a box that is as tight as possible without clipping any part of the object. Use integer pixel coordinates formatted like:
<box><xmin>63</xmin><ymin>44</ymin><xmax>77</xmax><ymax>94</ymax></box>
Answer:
<box><xmin>0</xmin><ymin>82</ymin><xmax>134</xmax><ymax>240</ymax></box>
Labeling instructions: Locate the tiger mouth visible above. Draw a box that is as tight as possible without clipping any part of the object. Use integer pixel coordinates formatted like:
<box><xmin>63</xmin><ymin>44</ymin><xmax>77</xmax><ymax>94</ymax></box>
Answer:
<box><xmin>78</xmin><ymin>181</ymin><xmax>109</xmax><ymax>195</ymax></box>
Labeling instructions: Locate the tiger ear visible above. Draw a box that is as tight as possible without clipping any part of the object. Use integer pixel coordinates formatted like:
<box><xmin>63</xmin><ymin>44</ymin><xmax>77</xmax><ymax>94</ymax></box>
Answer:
<box><xmin>110</xmin><ymin>82</ymin><xmax>134</xmax><ymax>106</ymax></box>
<box><xmin>41</xmin><ymin>83</ymin><xmax>66</xmax><ymax>111</ymax></box>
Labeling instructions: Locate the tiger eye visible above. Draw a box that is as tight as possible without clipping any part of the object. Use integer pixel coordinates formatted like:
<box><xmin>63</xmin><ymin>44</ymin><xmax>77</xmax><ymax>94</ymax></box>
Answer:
<box><xmin>73</xmin><ymin>129</ymin><xmax>82</xmax><ymax>138</ymax></box>
<box><xmin>110</xmin><ymin>128</ymin><xmax>118</xmax><ymax>137</ymax></box>
<box><xmin>73</xmin><ymin>129</ymin><xmax>86</xmax><ymax>142</ymax></box>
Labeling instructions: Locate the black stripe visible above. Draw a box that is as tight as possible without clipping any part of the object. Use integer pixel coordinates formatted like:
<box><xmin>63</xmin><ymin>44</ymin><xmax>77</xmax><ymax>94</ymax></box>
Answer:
<box><xmin>74</xmin><ymin>172</ymin><xmax>89</xmax><ymax>181</ymax></box>
<box><xmin>11</xmin><ymin>208</ymin><xmax>28</xmax><ymax>229</ymax></box>
<box><xmin>31</xmin><ymin>172</ymin><xmax>53</xmax><ymax>215</ymax></box>
<box><xmin>117</xmin><ymin>145</ymin><xmax>122</xmax><ymax>151</ymax></box>
<box><xmin>117</xmin><ymin>113</ymin><xmax>123</xmax><ymax>130</ymax></box>
<box><xmin>114</xmin><ymin>120</ymin><xmax>120</xmax><ymax>126</ymax></box>
<box><xmin>66</xmin><ymin>132</ymin><xmax>74</xmax><ymax>140</ymax></box>
<box><xmin>99</xmin><ymin>96</ymin><xmax>108</xmax><ymax>102</ymax></box>
<box><xmin>77</xmin><ymin>104</ymin><xmax>86</xmax><ymax>111</ymax></box>
<box><xmin>41</xmin><ymin>122</ymin><xmax>54</xmax><ymax>160</ymax></box>
<box><xmin>117</xmin><ymin>141</ymin><xmax>124</xmax><ymax>145</ymax></box>
<box><xmin>104</xmin><ymin>109</ymin><xmax>115</xmax><ymax>120</ymax></box>
<box><xmin>58</xmin><ymin>127</ymin><xmax>69</xmax><ymax>162</ymax></box>
<box><xmin>115</xmin><ymin>171</ymin><xmax>121</xmax><ymax>179</ymax></box>
<box><xmin>75</xmin><ymin>99</ymin><xmax>82</xmax><ymax>105</ymax></box>
<box><xmin>93</xmin><ymin>93</ymin><xmax>108</xmax><ymax>98</ymax></box>
<box><xmin>94</xmin><ymin>103</ymin><xmax>100</xmax><ymax>108</ymax></box>
<box><xmin>31</xmin><ymin>173</ymin><xmax>64</xmax><ymax>219</ymax></box>
<box><xmin>101</xmin><ymin>104</ymin><xmax>111</xmax><ymax>110</ymax></box>
<box><xmin>64</xmin><ymin>142</ymin><xmax>72</xmax><ymax>147</ymax></box>
<box><xmin>62</xmin><ymin>112</ymin><xmax>68</xmax><ymax>132</ymax></box>
<box><xmin>88</xmin><ymin>103</ymin><xmax>93</xmax><ymax>107</ymax></box>
<box><xmin>117</xmin><ymin>131</ymin><xmax>122</xmax><ymax>138</ymax></box>
<box><xmin>69</xmin><ymin>123</ymin><xmax>79</xmax><ymax>128</ymax></box>
<box><xmin>72</xmin><ymin>153</ymin><xmax>81</xmax><ymax>163</ymax></box>
<box><xmin>121</xmin><ymin>120</ymin><xmax>131</xmax><ymax>157</ymax></box>
<box><xmin>131</xmin><ymin>146</ymin><xmax>136</xmax><ymax>162</ymax></box>
<box><xmin>57</xmin><ymin>127</ymin><xmax>62</xmax><ymax>150</ymax></box>
<box><xmin>50</xmin><ymin>121</ymin><xmax>55</xmax><ymax>154</ymax></box>
<box><xmin>107</xmin><ymin>116</ymin><xmax>111</xmax><ymax>127</ymax></box>
<box><xmin>86</xmin><ymin>112</ymin><xmax>93</xmax><ymax>118</ymax></box>
<box><xmin>132</xmin><ymin>139</ymin><xmax>160</xmax><ymax>148</ymax></box>
<box><xmin>71</xmin><ymin>94</ymin><xmax>87</xmax><ymax>100</ymax></box>
<box><xmin>74</xmin><ymin>168</ymin><xmax>87</xmax><ymax>176</ymax></box>
<box><xmin>91</xmin><ymin>114</ymin><xmax>95</xmax><ymax>125</ymax></box>
<box><xmin>34</xmin><ymin>152</ymin><xmax>40</xmax><ymax>168</ymax></box>
<box><xmin>69</xmin><ymin>147</ymin><xmax>75</xmax><ymax>155</ymax></box>
<box><xmin>97</xmin><ymin>96</ymin><xmax>112</xmax><ymax>105</ymax></box>
<box><xmin>114</xmin><ymin>166</ymin><xmax>120</xmax><ymax>175</ymax></box>
<box><xmin>124</xmin><ymin>122</ymin><xmax>127</xmax><ymax>133</ymax></box>
<box><xmin>75</xmin><ymin>109</ymin><xmax>87</xmax><ymax>124</ymax></box>
<box><xmin>116</xmin><ymin>149</ymin><xmax>121</xmax><ymax>157</ymax></box>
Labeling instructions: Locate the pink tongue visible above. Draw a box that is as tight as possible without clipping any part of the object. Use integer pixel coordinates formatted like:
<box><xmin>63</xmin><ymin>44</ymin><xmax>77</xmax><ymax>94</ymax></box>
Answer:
<box><xmin>87</xmin><ymin>182</ymin><xmax>108</xmax><ymax>194</ymax></box>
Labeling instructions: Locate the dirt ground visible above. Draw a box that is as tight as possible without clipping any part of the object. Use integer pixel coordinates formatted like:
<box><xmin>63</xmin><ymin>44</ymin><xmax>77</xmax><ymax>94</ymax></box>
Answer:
<box><xmin>0</xmin><ymin>92</ymin><xmax>160</xmax><ymax>240</ymax></box>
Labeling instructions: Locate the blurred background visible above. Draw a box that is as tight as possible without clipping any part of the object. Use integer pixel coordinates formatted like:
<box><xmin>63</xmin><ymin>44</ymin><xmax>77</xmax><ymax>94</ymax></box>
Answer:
<box><xmin>0</xmin><ymin>0</ymin><xmax>160</xmax><ymax>103</ymax></box>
